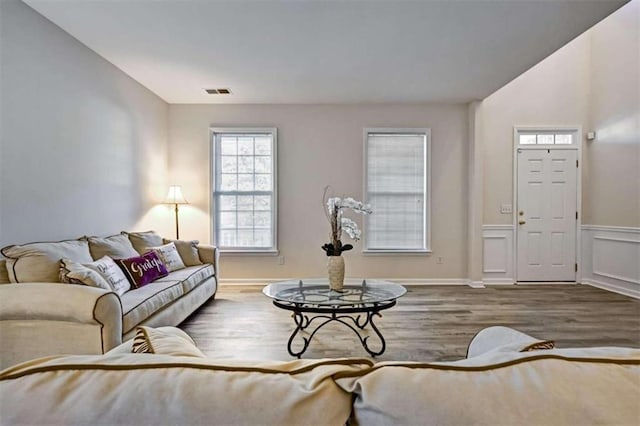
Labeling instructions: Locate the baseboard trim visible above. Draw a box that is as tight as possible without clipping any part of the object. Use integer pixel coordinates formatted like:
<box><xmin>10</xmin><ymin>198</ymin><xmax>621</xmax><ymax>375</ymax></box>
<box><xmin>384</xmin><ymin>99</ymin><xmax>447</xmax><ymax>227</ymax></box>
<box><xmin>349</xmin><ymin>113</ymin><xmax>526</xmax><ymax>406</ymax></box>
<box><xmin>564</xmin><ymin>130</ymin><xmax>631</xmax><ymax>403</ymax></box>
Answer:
<box><xmin>483</xmin><ymin>278</ymin><xmax>515</xmax><ymax>285</ymax></box>
<box><xmin>582</xmin><ymin>278</ymin><xmax>640</xmax><ymax>299</ymax></box>
<box><xmin>219</xmin><ymin>278</ymin><xmax>475</xmax><ymax>286</ymax></box>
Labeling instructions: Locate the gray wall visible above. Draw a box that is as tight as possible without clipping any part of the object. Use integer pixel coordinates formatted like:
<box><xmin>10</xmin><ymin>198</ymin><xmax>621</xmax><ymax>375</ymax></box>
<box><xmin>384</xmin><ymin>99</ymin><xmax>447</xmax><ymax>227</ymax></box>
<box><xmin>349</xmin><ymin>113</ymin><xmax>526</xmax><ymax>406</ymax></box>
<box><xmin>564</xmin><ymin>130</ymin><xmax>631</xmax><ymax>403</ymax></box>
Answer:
<box><xmin>0</xmin><ymin>0</ymin><xmax>170</xmax><ymax>247</ymax></box>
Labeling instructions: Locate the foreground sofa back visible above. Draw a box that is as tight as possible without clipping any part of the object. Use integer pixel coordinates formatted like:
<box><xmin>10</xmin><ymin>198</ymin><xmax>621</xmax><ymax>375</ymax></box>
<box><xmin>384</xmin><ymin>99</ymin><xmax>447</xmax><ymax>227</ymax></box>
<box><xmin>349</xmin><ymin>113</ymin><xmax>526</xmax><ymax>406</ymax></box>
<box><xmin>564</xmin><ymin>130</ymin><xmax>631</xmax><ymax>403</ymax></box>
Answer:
<box><xmin>1</xmin><ymin>346</ymin><xmax>638</xmax><ymax>426</ymax></box>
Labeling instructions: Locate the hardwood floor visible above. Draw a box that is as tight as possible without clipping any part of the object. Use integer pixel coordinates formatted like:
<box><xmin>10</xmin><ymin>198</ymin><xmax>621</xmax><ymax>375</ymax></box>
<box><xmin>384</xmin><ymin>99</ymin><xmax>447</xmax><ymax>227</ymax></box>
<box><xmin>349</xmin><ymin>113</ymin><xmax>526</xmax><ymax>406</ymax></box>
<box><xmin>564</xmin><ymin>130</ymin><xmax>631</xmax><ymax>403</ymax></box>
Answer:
<box><xmin>180</xmin><ymin>284</ymin><xmax>640</xmax><ymax>362</ymax></box>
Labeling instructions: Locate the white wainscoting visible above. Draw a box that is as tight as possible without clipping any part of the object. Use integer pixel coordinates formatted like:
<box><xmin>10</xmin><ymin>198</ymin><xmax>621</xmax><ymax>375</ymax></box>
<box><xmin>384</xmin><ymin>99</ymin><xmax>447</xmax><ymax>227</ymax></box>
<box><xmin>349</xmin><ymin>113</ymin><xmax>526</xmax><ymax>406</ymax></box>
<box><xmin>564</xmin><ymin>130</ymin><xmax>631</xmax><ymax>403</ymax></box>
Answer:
<box><xmin>482</xmin><ymin>225</ymin><xmax>515</xmax><ymax>284</ymax></box>
<box><xmin>581</xmin><ymin>225</ymin><xmax>640</xmax><ymax>299</ymax></box>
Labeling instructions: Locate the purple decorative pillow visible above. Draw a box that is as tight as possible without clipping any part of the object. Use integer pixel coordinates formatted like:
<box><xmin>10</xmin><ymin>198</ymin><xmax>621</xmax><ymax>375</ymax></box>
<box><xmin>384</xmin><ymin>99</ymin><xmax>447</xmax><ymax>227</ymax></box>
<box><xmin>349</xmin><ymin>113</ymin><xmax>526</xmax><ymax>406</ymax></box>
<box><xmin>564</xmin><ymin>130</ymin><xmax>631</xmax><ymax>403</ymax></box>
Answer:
<box><xmin>115</xmin><ymin>251</ymin><xmax>169</xmax><ymax>288</ymax></box>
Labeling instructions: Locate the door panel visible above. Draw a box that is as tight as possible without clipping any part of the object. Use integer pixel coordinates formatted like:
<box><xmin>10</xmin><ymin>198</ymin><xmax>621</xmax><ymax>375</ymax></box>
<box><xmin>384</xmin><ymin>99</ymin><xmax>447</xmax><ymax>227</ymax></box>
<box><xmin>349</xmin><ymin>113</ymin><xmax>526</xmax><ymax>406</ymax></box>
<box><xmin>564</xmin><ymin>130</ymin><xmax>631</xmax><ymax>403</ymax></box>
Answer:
<box><xmin>517</xmin><ymin>149</ymin><xmax>577</xmax><ymax>281</ymax></box>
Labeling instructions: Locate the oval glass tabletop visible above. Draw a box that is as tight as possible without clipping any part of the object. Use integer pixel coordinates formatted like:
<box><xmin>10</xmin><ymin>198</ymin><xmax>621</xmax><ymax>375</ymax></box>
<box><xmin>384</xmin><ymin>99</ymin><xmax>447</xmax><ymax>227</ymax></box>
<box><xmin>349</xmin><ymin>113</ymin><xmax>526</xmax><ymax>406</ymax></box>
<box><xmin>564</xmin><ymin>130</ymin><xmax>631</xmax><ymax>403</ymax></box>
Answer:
<box><xmin>263</xmin><ymin>279</ymin><xmax>406</xmax><ymax>306</ymax></box>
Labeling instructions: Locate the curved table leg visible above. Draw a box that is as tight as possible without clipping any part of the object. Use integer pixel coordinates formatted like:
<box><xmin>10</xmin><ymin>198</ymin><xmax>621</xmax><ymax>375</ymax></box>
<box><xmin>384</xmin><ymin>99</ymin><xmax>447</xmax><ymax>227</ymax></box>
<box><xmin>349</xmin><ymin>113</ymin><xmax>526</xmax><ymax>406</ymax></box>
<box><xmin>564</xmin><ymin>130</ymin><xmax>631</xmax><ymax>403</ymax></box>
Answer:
<box><xmin>361</xmin><ymin>311</ymin><xmax>386</xmax><ymax>357</ymax></box>
<box><xmin>286</xmin><ymin>310</ymin><xmax>387</xmax><ymax>358</ymax></box>
<box><xmin>287</xmin><ymin>311</ymin><xmax>311</xmax><ymax>358</ymax></box>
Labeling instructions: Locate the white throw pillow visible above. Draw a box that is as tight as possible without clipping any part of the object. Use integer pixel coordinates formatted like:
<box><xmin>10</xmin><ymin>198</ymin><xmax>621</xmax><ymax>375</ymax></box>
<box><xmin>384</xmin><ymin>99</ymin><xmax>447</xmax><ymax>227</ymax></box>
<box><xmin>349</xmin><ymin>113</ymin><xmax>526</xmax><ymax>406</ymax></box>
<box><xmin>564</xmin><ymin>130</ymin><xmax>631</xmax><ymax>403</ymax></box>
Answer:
<box><xmin>131</xmin><ymin>326</ymin><xmax>205</xmax><ymax>357</ymax></box>
<box><xmin>59</xmin><ymin>258</ymin><xmax>112</xmax><ymax>291</ymax></box>
<box><xmin>147</xmin><ymin>242</ymin><xmax>185</xmax><ymax>272</ymax></box>
<box><xmin>85</xmin><ymin>256</ymin><xmax>130</xmax><ymax>296</ymax></box>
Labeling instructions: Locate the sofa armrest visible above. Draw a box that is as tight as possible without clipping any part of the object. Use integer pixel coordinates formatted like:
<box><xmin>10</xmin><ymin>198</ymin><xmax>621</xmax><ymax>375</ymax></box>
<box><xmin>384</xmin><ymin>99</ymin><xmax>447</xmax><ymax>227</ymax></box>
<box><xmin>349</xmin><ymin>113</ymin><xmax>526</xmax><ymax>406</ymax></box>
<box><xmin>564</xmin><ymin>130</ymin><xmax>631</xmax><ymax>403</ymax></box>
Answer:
<box><xmin>197</xmin><ymin>245</ymin><xmax>220</xmax><ymax>277</ymax></box>
<box><xmin>0</xmin><ymin>283</ymin><xmax>123</xmax><ymax>361</ymax></box>
<box><xmin>0</xmin><ymin>283</ymin><xmax>121</xmax><ymax>325</ymax></box>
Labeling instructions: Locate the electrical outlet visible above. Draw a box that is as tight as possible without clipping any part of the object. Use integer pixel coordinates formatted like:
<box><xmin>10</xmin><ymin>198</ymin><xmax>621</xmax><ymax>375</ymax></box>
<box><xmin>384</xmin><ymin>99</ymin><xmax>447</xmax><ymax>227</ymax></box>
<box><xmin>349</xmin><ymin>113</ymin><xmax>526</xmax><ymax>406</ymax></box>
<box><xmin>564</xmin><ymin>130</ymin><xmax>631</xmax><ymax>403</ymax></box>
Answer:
<box><xmin>437</xmin><ymin>257</ymin><xmax>444</xmax><ymax>264</ymax></box>
<box><xmin>278</xmin><ymin>256</ymin><xmax>285</xmax><ymax>265</ymax></box>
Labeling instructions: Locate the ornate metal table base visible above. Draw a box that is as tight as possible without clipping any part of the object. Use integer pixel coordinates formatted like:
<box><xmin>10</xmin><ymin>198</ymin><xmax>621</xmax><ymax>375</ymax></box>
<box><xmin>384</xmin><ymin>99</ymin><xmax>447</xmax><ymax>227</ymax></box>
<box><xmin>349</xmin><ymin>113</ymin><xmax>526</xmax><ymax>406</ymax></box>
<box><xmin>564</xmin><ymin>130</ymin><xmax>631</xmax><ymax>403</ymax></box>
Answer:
<box><xmin>273</xmin><ymin>300</ymin><xmax>396</xmax><ymax>358</ymax></box>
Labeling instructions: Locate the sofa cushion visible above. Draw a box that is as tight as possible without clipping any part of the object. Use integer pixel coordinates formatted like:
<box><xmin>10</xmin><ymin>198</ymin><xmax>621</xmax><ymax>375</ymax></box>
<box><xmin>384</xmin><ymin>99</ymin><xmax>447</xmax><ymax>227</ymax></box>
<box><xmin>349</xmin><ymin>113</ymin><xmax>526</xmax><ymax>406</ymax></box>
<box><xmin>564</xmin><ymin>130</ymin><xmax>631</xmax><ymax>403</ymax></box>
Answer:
<box><xmin>163</xmin><ymin>238</ymin><xmax>203</xmax><ymax>266</ymax></box>
<box><xmin>115</xmin><ymin>252</ymin><xmax>169</xmax><ymax>289</ymax></box>
<box><xmin>120</xmin><ymin>281</ymin><xmax>184</xmax><ymax>333</ymax></box>
<box><xmin>336</xmin><ymin>347</ymin><xmax>640</xmax><ymax>426</ymax></box>
<box><xmin>1</xmin><ymin>238</ymin><xmax>92</xmax><ymax>283</ymax></box>
<box><xmin>147</xmin><ymin>242</ymin><xmax>185</xmax><ymax>272</ymax></box>
<box><xmin>156</xmin><ymin>264</ymin><xmax>214</xmax><ymax>294</ymax></box>
<box><xmin>88</xmin><ymin>234</ymin><xmax>138</xmax><ymax>260</ymax></box>
<box><xmin>0</xmin><ymin>354</ymin><xmax>369</xmax><ymax>426</ymax></box>
<box><xmin>132</xmin><ymin>326</ymin><xmax>205</xmax><ymax>357</ymax></box>
<box><xmin>124</xmin><ymin>231</ymin><xmax>164</xmax><ymax>255</ymax></box>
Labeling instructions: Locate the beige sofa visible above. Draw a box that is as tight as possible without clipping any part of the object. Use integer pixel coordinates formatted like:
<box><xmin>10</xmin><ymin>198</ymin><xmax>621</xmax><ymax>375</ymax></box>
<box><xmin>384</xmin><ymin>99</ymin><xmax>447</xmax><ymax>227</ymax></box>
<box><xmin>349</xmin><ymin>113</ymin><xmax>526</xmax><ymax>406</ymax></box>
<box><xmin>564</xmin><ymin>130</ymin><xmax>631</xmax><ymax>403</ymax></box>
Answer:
<box><xmin>1</xmin><ymin>326</ymin><xmax>638</xmax><ymax>426</ymax></box>
<box><xmin>0</xmin><ymin>232</ymin><xmax>219</xmax><ymax>370</ymax></box>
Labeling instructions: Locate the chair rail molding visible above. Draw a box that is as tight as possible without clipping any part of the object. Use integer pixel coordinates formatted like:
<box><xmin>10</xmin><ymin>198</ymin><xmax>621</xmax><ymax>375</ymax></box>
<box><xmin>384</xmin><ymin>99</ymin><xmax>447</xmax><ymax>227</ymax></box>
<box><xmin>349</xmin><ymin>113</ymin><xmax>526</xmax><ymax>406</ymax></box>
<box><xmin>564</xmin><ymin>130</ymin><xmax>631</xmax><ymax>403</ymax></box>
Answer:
<box><xmin>581</xmin><ymin>225</ymin><xmax>640</xmax><ymax>299</ymax></box>
<box><xmin>482</xmin><ymin>224</ymin><xmax>515</xmax><ymax>285</ymax></box>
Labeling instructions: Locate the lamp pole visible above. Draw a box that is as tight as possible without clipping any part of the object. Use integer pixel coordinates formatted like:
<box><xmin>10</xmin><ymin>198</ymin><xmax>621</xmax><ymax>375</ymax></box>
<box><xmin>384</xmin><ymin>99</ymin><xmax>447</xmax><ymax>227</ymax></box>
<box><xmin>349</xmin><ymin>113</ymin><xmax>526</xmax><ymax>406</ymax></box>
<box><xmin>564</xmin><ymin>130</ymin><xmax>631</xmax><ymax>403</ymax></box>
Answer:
<box><xmin>174</xmin><ymin>203</ymin><xmax>180</xmax><ymax>240</ymax></box>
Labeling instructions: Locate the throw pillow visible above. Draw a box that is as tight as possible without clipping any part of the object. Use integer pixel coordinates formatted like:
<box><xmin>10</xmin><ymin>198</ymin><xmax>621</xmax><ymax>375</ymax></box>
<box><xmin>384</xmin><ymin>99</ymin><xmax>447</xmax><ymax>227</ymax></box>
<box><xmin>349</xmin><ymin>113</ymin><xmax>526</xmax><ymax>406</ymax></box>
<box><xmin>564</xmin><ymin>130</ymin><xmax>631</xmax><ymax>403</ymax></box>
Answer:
<box><xmin>1</xmin><ymin>238</ymin><xmax>93</xmax><ymax>283</ymax></box>
<box><xmin>147</xmin><ymin>242</ymin><xmax>185</xmax><ymax>272</ymax></box>
<box><xmin>88</xmin><ymin>234</ymin><xmax>139</xmax><ymax>260</ymax></box>
<box><xmin>115</xmin><ymin>251</ymin><xmax>169</xmax><ymax>288</ymax></box>
<box><xmin>521</xmin><ymin>341</ymin><xmax>556</xmax><ymax>352</ymax></box>
<box><xmin>123</xmin><ymin>231</ymin><xmax>164</xmax><ymax>255</ymax></box>
<box><xmin>59</xmin><ymin>258</ymin><xmax>112</xmax><ymax>291</ymax></box>
<box><xmin>162</xmin><ymin>238</ymin><xmax>203</xmax><ymax>266</ymax></box>
<box><xmin>131</xmin><ymin>326</ymin><xmax>205</xmax><ymax>357</ymax></box>
<box><xmin>84</xmin><ymin>256</ymin><xmax>130</xmax><ymax>295</ymax></box>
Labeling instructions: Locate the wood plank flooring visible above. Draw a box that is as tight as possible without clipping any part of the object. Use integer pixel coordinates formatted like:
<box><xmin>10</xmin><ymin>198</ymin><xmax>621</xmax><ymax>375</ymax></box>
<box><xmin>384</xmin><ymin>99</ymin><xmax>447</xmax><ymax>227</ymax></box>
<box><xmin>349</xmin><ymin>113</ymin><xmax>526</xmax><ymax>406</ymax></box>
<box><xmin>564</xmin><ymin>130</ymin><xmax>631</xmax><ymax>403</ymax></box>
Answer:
<box><xmin>180</xmin><ymin>284</ymin><xmax>640</xmax><ymax>362</ymax></box>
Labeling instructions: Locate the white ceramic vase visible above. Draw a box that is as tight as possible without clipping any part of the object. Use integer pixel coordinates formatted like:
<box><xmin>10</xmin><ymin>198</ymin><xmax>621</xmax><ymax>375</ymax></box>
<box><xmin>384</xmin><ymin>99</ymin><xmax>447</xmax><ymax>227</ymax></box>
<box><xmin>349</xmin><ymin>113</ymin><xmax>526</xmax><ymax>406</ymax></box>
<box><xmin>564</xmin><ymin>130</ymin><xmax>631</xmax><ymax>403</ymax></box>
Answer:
<box><xmin>327</xmin><ymin>255</ymin><xmax>345</xmax><ymax>291</ymax></box>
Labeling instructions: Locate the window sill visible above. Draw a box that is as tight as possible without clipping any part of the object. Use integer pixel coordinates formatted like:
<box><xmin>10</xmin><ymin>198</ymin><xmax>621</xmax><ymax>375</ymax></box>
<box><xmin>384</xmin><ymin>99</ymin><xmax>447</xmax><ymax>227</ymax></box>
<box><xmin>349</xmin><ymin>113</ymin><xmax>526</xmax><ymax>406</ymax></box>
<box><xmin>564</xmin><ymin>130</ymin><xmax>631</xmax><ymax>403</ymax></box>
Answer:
<box><xmin>220</xmin><ymin>250</ymin><xmax>279</xmax><ymax>256</ymax></box>
<box><xmin>362</xmin><ymin>249</ymin><xmax>432</xmax><ymax>256</ymax></box>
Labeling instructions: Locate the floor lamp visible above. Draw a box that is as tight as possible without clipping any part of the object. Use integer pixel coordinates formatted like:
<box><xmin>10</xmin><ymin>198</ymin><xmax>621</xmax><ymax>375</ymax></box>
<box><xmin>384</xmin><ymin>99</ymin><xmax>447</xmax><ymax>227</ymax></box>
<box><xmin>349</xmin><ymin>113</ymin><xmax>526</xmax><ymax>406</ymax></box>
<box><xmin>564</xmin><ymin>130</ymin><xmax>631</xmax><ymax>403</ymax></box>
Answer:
<box><xmin>165</xmin><ymin>185</ymin><xmax>188</xmax><ymax>240</ymax></box>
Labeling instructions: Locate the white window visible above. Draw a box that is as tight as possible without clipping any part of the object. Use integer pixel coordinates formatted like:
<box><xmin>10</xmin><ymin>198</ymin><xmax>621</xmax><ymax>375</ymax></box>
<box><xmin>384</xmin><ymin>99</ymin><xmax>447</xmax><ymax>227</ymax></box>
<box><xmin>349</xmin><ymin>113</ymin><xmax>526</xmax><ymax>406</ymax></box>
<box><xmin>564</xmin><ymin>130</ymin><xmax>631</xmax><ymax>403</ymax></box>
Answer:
<box><xmin>364</xmin><ymin>129</ymin><xmax>431</xmax><ymax>253</ymax></box>
<box><xmin>211</xmin><ymin>128</ymin><xmax>277</xmax><ymax>253</ymax></box>
<box><xmin>518</xmin><ymin>132</ymin><xmax>575</xmax><ymax>145</ymax></box>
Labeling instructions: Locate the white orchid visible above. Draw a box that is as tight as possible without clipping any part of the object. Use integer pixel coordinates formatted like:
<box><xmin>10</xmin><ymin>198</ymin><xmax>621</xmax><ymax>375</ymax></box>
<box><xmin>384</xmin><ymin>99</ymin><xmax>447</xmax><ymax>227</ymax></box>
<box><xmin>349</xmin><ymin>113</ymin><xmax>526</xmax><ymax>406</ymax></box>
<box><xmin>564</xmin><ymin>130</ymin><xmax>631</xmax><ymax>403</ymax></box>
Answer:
<box><xmin>341</xmin><ymin>217</ymin><xmax>362</xmax><ymax>241</ymax></box>
<box><xmin>322</xmin><ymin>186</ymin><xmax>372</xmax><ymax>256</ymax></box>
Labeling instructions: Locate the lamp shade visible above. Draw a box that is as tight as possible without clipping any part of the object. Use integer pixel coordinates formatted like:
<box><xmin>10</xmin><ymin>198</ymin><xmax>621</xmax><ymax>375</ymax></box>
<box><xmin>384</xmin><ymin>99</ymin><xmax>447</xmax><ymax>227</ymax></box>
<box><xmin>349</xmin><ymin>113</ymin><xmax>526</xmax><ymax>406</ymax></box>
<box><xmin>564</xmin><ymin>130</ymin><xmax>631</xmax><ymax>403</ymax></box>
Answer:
<box><xmin>165</xmin><ymin>185</ymin><xmax>188</xmax><ymax>204</ymax></box>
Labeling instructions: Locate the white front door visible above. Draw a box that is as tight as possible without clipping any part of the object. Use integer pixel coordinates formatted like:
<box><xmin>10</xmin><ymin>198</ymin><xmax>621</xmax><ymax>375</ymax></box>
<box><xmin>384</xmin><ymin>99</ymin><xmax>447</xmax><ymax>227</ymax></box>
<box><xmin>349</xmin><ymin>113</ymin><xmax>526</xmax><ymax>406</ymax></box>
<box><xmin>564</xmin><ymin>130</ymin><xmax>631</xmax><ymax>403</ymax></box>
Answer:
<box><xmin>517</xmin><ymin>149</ymin><xmax>577</xmax><ymax>281</ymax></box>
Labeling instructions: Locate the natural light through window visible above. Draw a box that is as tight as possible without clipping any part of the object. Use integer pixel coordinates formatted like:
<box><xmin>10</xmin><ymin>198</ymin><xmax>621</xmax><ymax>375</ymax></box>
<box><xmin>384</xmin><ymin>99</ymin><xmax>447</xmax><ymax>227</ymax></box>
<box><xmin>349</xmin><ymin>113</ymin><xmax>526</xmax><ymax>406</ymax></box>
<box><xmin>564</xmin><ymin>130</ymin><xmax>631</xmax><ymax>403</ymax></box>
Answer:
<box><xmin>519</xmin><ymin>133</ymin><xmax>574</xmax><ymax>145</ymax></box>
<box><xmin>364</xmin><ymin>129</ymin><xmax>430</xmax><ymax>253</ymax></box>
<box><xmin>212</xmin><ymin>128</ymin><xmax>277</xmax><ymax>252</ymax></box>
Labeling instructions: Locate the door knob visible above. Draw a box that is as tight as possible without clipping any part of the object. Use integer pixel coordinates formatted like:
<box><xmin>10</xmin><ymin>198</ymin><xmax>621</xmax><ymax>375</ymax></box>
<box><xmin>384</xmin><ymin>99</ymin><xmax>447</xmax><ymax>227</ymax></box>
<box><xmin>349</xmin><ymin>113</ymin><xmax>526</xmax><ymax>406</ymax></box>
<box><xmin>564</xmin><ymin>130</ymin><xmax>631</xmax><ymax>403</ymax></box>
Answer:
<box><xmin>519</xmin><ymin>220</ymin><xmax>526</xmax><ymax>225</ymax></box>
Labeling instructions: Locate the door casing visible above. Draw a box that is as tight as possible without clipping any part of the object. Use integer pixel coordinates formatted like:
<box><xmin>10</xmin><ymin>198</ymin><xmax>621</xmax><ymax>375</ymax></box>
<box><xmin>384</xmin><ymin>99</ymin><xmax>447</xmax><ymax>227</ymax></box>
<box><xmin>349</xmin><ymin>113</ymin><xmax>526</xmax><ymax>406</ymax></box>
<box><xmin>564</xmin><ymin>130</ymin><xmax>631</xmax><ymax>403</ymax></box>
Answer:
<box><xmin>512</xmin><ymin>126</ymin><xmax>582</xmax><ymax>283</ymax></box>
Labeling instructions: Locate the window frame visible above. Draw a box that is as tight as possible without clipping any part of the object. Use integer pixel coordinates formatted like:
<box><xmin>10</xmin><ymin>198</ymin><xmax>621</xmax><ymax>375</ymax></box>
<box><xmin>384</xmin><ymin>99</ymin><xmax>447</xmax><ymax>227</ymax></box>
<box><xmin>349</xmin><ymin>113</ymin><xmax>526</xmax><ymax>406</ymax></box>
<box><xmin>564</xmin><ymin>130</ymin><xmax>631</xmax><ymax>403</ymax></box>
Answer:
<box><xmin>362</xmin><ymin>128</ymin><xmax>432</xmax><ymax>254</ymax></box>
<box><xmin>210</xmin><ymin>127</ymin><xmax>278</xmax><ymax>254</ymax></box>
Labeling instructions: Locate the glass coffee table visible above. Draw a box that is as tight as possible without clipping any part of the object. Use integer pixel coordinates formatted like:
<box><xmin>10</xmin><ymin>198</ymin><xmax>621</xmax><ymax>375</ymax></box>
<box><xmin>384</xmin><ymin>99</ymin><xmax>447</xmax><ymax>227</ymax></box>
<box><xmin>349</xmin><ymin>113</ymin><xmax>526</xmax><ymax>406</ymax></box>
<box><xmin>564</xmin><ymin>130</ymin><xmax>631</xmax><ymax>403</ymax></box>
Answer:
<box><xmin>263</xmin><ymin>279</ymin><xmax>406</xmax><ymax>358</ymax></box>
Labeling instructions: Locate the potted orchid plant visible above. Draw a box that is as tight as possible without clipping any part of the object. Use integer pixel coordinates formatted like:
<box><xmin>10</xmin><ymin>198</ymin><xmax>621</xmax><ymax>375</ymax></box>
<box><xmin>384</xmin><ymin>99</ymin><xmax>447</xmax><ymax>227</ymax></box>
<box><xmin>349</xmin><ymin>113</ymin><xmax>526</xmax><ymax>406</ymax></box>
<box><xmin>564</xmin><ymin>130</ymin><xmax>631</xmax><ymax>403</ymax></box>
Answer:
<box><xmin>322</xmin><ymin>186</ymin><xmax>372</xmax><ymax>291</ymax></box>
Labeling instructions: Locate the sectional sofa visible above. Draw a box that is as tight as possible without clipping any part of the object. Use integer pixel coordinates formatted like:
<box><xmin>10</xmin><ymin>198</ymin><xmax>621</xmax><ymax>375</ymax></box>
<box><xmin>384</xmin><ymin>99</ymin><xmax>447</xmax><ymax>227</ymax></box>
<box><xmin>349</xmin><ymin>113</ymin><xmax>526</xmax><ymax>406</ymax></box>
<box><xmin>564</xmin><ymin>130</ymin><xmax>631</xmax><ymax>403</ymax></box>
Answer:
<box><xmin>0</xmin><ymin>231</ymin><xmax>219</xmax><ymax>370</ymax></box>
<box><xmin>1</xmin><ymin>326</ymin><xmax>638</xmax><ymax>425</ymax></box>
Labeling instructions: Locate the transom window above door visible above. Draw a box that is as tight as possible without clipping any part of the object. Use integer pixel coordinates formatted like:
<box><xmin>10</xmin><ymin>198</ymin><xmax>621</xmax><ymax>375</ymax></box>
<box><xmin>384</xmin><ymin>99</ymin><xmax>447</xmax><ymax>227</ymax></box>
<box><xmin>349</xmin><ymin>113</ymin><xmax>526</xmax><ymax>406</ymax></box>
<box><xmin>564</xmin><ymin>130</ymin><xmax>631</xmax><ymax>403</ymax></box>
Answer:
<box><xmin>518</xmin><ymin>132</ymin><xmax>575</xmax><ymax>145</ymax></box>
<box><xmin>211</xmin><ymin>128</ymin><xmax>277</xmax><ymax>253</ymax></box>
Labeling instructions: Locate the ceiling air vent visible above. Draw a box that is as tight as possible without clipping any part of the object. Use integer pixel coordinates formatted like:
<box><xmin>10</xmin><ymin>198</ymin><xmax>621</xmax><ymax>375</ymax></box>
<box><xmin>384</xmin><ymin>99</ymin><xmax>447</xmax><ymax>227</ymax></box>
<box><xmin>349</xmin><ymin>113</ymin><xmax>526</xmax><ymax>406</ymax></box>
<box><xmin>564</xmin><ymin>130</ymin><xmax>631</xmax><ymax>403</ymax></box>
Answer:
<box><xmin>205</xmin><ymin>88</ymin><xmax>232</xmax><ymax>95</ymax></box>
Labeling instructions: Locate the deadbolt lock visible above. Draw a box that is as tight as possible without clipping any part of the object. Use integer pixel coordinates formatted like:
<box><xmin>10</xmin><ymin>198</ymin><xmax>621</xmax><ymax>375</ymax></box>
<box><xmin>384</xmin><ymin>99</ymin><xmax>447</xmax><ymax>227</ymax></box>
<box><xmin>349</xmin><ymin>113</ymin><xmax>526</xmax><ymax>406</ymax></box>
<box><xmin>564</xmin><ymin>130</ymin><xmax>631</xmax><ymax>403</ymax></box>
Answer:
<box><xmin>519</xmin><ymin>211</ymin><xmax>524</xmax><ymax>216</ymax></box>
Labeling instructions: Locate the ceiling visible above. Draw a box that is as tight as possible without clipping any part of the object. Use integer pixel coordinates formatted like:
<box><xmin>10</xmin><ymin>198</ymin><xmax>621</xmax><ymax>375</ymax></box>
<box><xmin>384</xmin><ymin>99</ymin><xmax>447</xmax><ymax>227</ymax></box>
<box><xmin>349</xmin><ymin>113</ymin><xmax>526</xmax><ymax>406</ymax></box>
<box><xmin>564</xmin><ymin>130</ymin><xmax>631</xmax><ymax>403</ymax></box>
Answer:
<box><xmin>24</xmin><ymin>0</ymin><xmax>628</xmax><ymax>104</ymax></box>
